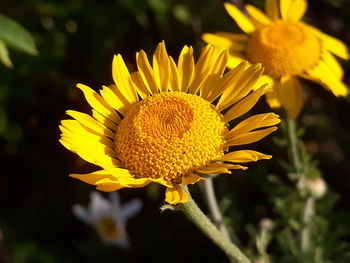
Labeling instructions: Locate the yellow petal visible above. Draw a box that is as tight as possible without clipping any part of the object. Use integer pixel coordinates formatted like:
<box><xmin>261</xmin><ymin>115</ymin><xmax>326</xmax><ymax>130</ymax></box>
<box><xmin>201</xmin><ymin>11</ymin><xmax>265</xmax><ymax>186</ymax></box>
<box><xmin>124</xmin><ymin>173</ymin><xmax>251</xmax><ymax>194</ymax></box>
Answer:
<box><xmin>189</xmin><ymin>46</ymin><xmax>227</xmax><ymax>94</ymax></box>
<box><xmin>169</xmin><ymin>56</ymin><xmax>179</xmax><ymax>91</ymax></box>
<box><xmin>130</xmin><ymin>71</ymin><xmax>150</xmax><ymax>99</ymax></box>
<box><xmin>227</xmin><ymin>113</ymin><xmax>281</xmax><ymax>138</ymax></box>
<box><xmin>304</xmin><ymin>24</ymin><xmax>349</xmax><ymax>60</ymax></box>
<box><xmin>245</xmin><ymin>4</ymin><xmax>271</xmax><ymax>26</ymax></box>
<box><xmin>105</xmin><ymin>167</ymin><xmax>135</xmax><ymax>178</ymax></box>
<box><xmin>112</xmin><ymin>54</ymin><xmax>138</xmax><ymax>104</ymax></box>
<box><xmin>60</xmin><ymin>140</ymin><xmax>117</xmax><ymax>169</ymax></box>
<box><xmin>94</xmin><ymin>170</ymin><xmax>151</xmax><ymax>191</ymax></box>
<box><xmin>266</xmin><ymin>85</ymin><xmax>282</xmax><ymax>108</ymax></box>
<box><xmin>76</xmin><ymin>83</ymin><xmax>121</xmax><ymax>124</ymax></box>
<box><xmin>196</xmin><ymin>167</ymin><xmax>230</xmax><ymax>175</ymax></box>
<box><xmin>60</xmin><ymin>119</ymin><xmax>115</xmax><ymax>149</ymax></box>
<box><xmin>199</xmin><ymin>50</ymin><xmax>228</xmax><ymax>98</ymax></box>
<box><xmin>182</xmin><ymin>174</ymin><xmax>206</xmax><ymax>185</ymax></box>
<box><xmin>92</xmin><ymin>110</ymin><xmax>118</xmax><ymax>131</ymax></box>
<box><xmin>70</xmin><ymin>170</ymin><xmax>118</xmax><ymax>185</ymax></box>
<box><xmin>275</xmin><ymin>76</ymin><xmax>304</xmax><ymax>119</ymax></box>
<box><xmin>60</xmin><ymin>133</ymin><xmax>117</xmax><ymax>158</ymax></box>
<box><xmin>188</xmin><ymin>45</ymin><xmax>215</xmax><ymax>94</ymax></box>
<box><xmin>66</xmin><ymin>110</ymin><xmax>115</xmax><ymax>139</ymax></box>
<box><xmin>210</xmin><ymin>50</ymin><xmax>228</xmax><ymax>76</ymax></box>
<box><xmin>216</xmin><ymin>150</ymin><xmax>272</xmax><ymax>163</ymax></box>
<box><xmin>136</xmin><ymin>50</ymin><xmax>158</xmax><ymax>94</ymax></box>
<box><xmin>165</xmin><ymin>185</ymin><xmax>189</xmax><ymax>205</ymax></box>
<box><xmin>213</xmin><ymin>32</ymin><xmax>248</xmax><ymax>42</ymax></box>
<box><xmin>100</xmin><ymin>85</ymin><xmax>131</xmax><ymax>116</ymax></box>
<box><xmin>60</xmin><ymin>123</ymin><xmax>121</xmax><ymax>168</ymax></box>
<box><xmin>280</xmin><ymin>0</ymin><xmax>307</xmax><ymax>22</ymax></box>
<box><xmin>322</xmin><ymin>50</ymin><xmax>344</xmax><ymax>79</ymax></box>
<box><xmin>153</xmin><ymin>41</ymin><xmax>171</xmax><ymax>92</ymax></box>
<box><xmin>196</xmin><ymin>163</ymin><xmax>248</xmax><ymax>175</ymax></box>
<box><xmin>95</xmin><ymin>178</ymin><xmax>125</xmax><ymax>192</ymax></box>
<box><xmin>199</xmin><ymin>74</ymin><xmax>222</xmax><ymax>101</ymax></box>
<box><xmin>223</xmin><ymin>85</ymin><xmax>269</xmax><ymax>123</ymax></box>
<box><xmin>252</xmin><ymin>74</ymin><xmax>274</xmax><ymax>91</ymax></box>
<box><xmin>227</xmin><ymin>55</ymin><xmax>247</xmax><ymax>69</ymax></box>
<box><xmin>113</xmin><ymin>176</ymin><xmax>151</xmax><ymax>188</ymax></box>
<box><xmin>225</xmin><ymin>127</ymin><xmax>278</xmax><ymax>147</ymax></box>
<box><xmin>204</xmin><ymin>61</ymin><xmax>248</xmax><ymax>102</ymax></box>
<box><xmin>82</xmin><ymin>151</ymin><xmax>120</xmax><ymax>168</ymax></box>
<box><xmin>151</xmin><ymin>178</ymin><xmax>173</xmax><ymax>188</ymax></box>
<box><xmin>304</xmin><ymin>61</ymin><xmax>349</xmax><ymax>97</ymax></box>
<box><xmin>60</xmin><ymin>119</ymin><xmax>104</xmax><ymax>138</ymax></box>
<box><xmin>94</xmin><ymin>173</ymin><xmax>146</xmax><ymax>191</ymax></box>
<box><xmin>224</xmin><ymin>3</ymin><xmax>255</xmax><ymax>33</ymax></box>
<box><xmin>265</xmin><ymin>0</ymin><xmax>279</xmax><ymax>20</ymax></box>
<box><xmin>177</xmin><ymin>45</ymin><xmax>195</xmax><ymax>92</ymax></box>
<box><xmin>202</xmin><ymin>33</ymin><xmax>246</xmax><ymax>51</ymax></box>
<box><xmin>95</xmin><ymin>175</ymin><xmax>151</xmax><ymax>191</ymax></box>
<box><xmin>217</xmin><ymin>63</ymin><xmax>263</xmax><ymax>111</ymax></box>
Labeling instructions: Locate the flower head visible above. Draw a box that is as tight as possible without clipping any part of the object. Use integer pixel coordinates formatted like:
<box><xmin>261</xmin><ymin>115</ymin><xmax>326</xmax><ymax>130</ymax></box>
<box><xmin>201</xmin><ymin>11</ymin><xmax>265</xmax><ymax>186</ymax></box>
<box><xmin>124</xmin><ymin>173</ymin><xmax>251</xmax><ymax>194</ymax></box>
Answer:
<box><xmin>304</xmin><ymin>177</ymin><xmax>327</xmax><ymax>199</ymax></box>
<box><xmin>72</xmin><ymin>191</ymin><xmax>142</xmax><ymax>248</ymax></box>
<box><xmin>203</xmin><ymin>0</ymin><xmax>349</xmax><ymax>119</ymax></box>
<box><xmin>60</xmin><ymin>42</ymin><xmax>280</xmax><ymax>204</ymax></box>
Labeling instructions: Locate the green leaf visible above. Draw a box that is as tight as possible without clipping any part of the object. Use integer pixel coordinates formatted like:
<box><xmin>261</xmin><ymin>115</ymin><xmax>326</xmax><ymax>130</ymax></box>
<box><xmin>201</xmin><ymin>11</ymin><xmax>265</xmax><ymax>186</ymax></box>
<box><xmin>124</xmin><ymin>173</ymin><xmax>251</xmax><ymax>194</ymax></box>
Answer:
<box><xmin>0</xmin><ymin>14</ymin><xmax>38</xmax><ymax>56</ymax></box>
<box><xmin>0</xmin><ymin>40</ymin><xmax>13</xmax><ymax>68</ymax></box>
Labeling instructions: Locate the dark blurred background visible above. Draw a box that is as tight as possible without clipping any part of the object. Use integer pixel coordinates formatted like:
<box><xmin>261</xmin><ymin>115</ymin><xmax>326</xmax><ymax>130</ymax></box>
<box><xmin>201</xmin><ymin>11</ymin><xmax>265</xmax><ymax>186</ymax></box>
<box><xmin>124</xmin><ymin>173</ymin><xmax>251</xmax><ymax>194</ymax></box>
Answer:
<box><xmin>0</xmin><ymin>0</ymin><xmax>349</xmax><ymax>262</ymax></box>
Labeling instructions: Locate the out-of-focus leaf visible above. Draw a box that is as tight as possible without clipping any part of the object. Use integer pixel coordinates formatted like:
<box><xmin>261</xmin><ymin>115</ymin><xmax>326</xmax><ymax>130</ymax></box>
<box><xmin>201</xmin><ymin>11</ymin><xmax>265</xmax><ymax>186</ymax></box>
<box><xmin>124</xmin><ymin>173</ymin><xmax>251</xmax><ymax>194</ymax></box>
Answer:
<box><xmin>148</xmin><ymin>0</ymin><xmax>168</xmax><ymax>14</ymax></box>
<box><xmin>0</xmin><ymin>107</ymin><xmax>7</xmax><ymax>132</ymax></box>
<box><xmin>119</xmin><ymin>0</ymin><xmax>148</xmax><ymax>15</ymax></box>
<box><xmin>0</xmin><ymin>14</ymin><xmax>39</xmax><ymax>56</ymax></box>
<box><xmin>0</xmin><ymin>40</ymin><xmax>13</xmax><ymax>68</ymax></box>
<box><xmin>173</xmin><ymin>5</ymin><xmax>191</xmax><ymax>23</ymax></box>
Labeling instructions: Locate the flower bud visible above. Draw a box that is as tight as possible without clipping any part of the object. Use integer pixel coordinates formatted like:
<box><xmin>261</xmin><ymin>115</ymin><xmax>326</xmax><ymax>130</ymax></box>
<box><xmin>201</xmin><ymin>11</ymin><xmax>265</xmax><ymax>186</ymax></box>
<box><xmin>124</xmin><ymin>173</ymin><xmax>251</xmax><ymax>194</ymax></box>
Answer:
<box><xmin>305</xmin><ymin>177</ymin><xmax>327</xmax><ymax>199</ymax></box>
<box><xmin>260</xmin><ymin>218</ymin><xmax>275</xmax><ymax>232</ymax></box>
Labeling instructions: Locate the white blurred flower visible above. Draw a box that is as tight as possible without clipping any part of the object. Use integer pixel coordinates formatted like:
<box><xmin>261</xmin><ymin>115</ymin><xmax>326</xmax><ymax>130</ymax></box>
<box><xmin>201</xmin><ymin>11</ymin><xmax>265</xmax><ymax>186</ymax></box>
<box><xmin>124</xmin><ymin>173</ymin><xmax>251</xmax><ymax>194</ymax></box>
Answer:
<box><xmin>259</xmin><ymin>218</ymin><xmax>275</xmax><ymax>232</ymax></box>
<box><xmin>72</xmin><ymin>191</ymin><xmax>142</xmax><ymax>248</ymax></box>
<box><xmin>305</xmin><ymin>177</ymin><xmax>327</xmax><ymax>199</ymax></box>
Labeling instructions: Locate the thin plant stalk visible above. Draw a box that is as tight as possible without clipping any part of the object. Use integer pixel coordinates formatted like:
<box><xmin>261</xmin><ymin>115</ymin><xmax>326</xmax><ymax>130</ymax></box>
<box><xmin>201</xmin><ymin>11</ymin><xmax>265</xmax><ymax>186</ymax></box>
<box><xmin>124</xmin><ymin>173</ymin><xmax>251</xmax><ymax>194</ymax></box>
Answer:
<box><xmin>178</xmin><ymin>187</ymin><xmax>251</xmax><ymax>263</ymax></box>
<box><xmin>287</xmin><ymin>119</ymin><xmax>302</xmax><ymax>174</ymax></box>
<box><xmin>202</xmin><ymin>178</ymin><xmax>231</xmax><ymax>240</ymax></box>
<box><xmin>286</xmin><ymin>119</ymin><xmax>314</xmax><ymax>254</ymax></box>
<box><xmin>301</xmin><ymin>197</ymin><xmax>315</xmax><ymax>252</ymax></box>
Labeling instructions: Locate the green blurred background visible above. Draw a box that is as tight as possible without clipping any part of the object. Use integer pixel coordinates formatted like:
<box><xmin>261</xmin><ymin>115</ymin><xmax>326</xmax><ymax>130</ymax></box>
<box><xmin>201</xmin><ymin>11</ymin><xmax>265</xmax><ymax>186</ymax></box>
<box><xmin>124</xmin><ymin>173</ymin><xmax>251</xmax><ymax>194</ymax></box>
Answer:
<box><xmin>0</xmin><ymin>0</ymin><xmax>349</xmax><ymax>262</ymax></box>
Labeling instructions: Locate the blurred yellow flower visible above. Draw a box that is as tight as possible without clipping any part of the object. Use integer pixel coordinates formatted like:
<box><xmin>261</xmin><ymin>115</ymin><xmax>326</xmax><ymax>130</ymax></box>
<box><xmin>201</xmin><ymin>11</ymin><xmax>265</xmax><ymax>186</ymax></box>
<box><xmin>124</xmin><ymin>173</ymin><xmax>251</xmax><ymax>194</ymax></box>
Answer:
<box><xmin>59</xmin><ymin>42</ymin><xmax>280</xmax><ymax>205</ymax></box>
<box><xmin>203</xmin><ymin>0</ymin><xmax>349</xmax><ymax>119</ymax></box>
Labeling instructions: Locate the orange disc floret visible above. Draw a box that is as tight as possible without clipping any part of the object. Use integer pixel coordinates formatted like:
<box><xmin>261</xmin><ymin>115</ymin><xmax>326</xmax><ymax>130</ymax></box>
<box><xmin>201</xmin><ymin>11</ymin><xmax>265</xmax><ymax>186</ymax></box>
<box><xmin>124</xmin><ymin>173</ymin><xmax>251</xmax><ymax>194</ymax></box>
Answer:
<box><xmin>115</xmin><ymin>92</ymin><xmax>227</xmax><ymax>184</ymax></box>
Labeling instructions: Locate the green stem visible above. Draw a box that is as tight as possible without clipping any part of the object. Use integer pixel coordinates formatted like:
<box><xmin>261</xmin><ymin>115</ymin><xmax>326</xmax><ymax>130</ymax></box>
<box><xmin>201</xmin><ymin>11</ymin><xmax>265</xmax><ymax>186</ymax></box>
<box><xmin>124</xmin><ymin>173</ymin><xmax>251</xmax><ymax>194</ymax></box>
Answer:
<box><xmin>178</xmin><ymin>188</ymin><xmax>251</xmax><ymax>263</ymax></box>
<box><xmin>286</xmin><ymin>119</ymin><xmax>314</xmax><ymax>254</ymax></box>
<box><xmin>287</xmin><ymin>119</ymin><xmax>302</xmax><ymax>173</ymax></box>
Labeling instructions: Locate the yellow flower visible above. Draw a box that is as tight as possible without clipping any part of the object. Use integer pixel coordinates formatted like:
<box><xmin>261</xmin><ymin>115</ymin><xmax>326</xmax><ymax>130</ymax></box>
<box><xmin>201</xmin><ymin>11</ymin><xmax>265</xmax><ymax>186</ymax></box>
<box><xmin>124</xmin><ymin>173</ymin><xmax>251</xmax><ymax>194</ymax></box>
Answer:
<box><xmin>59</xmin><ymin>42</ymin><xmax>280</xmax><ymax>205</ymax></box>
<box><xmin>203</xmin><ymin>0</ymin><xmax>349</xmax><ymax>119</ymax></box>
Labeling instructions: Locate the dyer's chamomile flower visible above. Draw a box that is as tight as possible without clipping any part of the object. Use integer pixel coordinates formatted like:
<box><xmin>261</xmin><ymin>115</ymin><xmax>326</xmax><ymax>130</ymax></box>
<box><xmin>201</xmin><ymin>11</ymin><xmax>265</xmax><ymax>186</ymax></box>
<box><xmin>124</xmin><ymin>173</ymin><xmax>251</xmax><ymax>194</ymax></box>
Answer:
<box><xmin>60</xmin><ymin>42</ymin><xmax>280</xmax><ymax>204</ymax></box>
<box><xmin>203</xmin><ymin>0</ymin><xmax>349</xmax><ymax>119</ymax></box>
<box><xmin>72</xmin><ymin>191</ymin><xmax>142</xmax><ymax>247</ymax></box>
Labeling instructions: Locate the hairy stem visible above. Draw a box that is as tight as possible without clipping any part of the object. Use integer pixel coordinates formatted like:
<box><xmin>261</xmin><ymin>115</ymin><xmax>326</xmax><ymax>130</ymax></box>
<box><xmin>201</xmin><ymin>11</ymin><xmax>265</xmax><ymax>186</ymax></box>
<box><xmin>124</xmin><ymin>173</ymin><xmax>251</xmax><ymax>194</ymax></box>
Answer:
<box><xmin>178</xmin><ymin>188</ymin><xmax>251</xmax><ymax>263</ymax></box>
<box><xmin>287</xmin><ymin>119</ymin><xmax>302</xmax><ymax>174</ymax></box>
<box><xmin>301</xmin><ymin>197</ymin><xmax>315</xmax><ymax>252</ymax></box>
<box><xmin>286</xmin><ymin>119</ymin><xmax>314</xmax><ymax>254</ymax></box>
<box><xmin>202</xmin><ymin>178</ymin><xmax>231</xmax><ymax>240</ymax></box>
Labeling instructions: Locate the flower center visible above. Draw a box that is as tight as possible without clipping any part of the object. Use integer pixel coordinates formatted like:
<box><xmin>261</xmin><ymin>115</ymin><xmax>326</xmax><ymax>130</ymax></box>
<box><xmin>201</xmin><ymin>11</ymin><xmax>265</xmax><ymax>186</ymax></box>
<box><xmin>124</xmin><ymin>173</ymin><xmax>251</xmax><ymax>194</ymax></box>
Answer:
<box><xmin>115</xmin><ymin>92</ymin><xmax>227</xmax><ymax>184</ymax></box>
<box><xmin>96</xmin><ymin>217</ymin><xmax>120</xmax><ymax>240</ymax></box>
<box><xmin>246</xmin><ymin>20</ymin><xmax>321</xmax><ymax>77</ymax></box>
